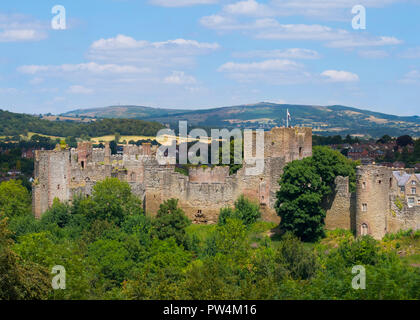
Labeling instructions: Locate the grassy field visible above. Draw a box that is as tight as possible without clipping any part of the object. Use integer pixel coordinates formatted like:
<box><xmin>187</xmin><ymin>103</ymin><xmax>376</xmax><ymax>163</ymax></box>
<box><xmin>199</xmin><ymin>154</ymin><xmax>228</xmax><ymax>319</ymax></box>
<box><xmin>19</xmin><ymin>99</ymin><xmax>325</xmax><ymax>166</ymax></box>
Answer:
<box><xmin>90</xmin><ymin>135</ymin><xmax>156</xmax><ymax>144</ymax></box>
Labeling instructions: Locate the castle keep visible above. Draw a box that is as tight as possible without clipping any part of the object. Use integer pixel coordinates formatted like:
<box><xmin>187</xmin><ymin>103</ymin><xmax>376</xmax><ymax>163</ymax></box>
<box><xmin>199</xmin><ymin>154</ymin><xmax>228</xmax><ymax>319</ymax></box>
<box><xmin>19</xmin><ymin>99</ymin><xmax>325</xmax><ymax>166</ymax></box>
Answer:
<box><xmin>32</xmin><ymin>126</ymin><xmax>420</xmax><ymax>238</ymax></box>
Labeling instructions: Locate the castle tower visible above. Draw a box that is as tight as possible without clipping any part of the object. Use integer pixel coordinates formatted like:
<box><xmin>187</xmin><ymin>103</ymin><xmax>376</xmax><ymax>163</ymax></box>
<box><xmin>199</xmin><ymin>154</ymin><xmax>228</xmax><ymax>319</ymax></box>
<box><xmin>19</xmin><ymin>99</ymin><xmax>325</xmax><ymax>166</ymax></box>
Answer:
<box><xmin>104</xmin><ymin>142</ymin><xmax>111</xmax><ymax>165</ymax></box>
<box><xmin>355</xmin><ymin>165</ymin><xmax>392</xmax><ymax>239</ymax></box>
<box><xmin>76</xmin><ymin>141</ymin><xmax>93</xmax><ymax>169</ymax></box>
<box><xmin>32</xmin><ymin>149</ymin><xmax>71</xmax><ymax>218</ymax></box>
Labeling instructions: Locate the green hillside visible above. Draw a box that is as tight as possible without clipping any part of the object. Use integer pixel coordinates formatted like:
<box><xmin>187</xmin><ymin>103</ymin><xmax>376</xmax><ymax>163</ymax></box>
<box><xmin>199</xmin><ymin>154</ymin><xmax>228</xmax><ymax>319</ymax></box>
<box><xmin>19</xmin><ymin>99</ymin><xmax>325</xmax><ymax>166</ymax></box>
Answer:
<box><xmin>62</xmin><ymin>105</ymin><xmax>188</xmax><ymax>119</ymax></box>
<box><xmin>0</xmin><ymin>109</ymin><xmax>164</xmax><ymax>138</ymax></box>
<box><xmin>62</xmin><ymin>102</ymin><xmax>420</xmax><ymax>138</ymax></box>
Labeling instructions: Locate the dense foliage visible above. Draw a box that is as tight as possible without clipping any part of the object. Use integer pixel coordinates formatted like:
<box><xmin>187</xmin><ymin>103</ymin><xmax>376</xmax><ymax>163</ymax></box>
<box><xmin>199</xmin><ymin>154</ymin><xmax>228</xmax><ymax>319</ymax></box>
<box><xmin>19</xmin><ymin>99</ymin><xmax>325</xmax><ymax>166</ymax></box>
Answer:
<box><xmin>1</xmin><ymin>177</ymin><xmax>419</xmax><ymax>300</ymax></box>
<box><xmin>218</xmin><ymin>195</ymin><xmax>261</xmax><ymax>226</ymax></box>
<box><xmin>275</xmin><ymin>146</ymin><xmax>358</xmax><ymax>241</ymax></box>
<box><xmin>0</xmin><ymin>110</ymin><xmax>164</xmax><ymax>138</ymax></box>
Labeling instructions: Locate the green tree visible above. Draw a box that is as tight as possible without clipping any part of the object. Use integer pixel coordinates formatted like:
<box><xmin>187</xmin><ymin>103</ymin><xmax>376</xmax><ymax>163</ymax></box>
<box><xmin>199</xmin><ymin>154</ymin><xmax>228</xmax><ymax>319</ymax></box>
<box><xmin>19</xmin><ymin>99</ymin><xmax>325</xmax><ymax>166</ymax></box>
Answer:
<box><xmin>0</xmin><ymin>218</ymin><xmax>50</xmax><ymax>300</ymax></box>
<box><xmin>218</xmin><ymin>195</ymin><xmax>261</xmax><ymax>226</ymax></box>
<box><xmin>41</xmin><ymin>198</ymin><xmax>71</xmax><ymax>228</ymax></box>
<box><xmin>89</xmin><ymin>177</ymin><xmax>143</xmax><ymax>226</ymax></box>
<box><xmin>275</xmin><ymin>146</ymin><xmax>357</xmax><ymax>241</ymax></box>
<box><xmin>0</xmin><ymin>180</ymin><xmax>32</xmax><ymax>218</ymax></box>
<box><xmin>312</xmin><ymin>146</ymin><xmax>357</xmax><ymax>193</ymax></box>
<box><xmin>14</xmin><ymin>231</ymin><xmax>94</xmax><ymax>299</ymax></box>
<box><xmin>153</xmin><ymin>199</ymin><xmax>191</xmax><ymax>246</ymax></box>
<box><xmin>275</xmin><ymin>157</ymin><xmax>326</xmax><ymax>242</ymax></box>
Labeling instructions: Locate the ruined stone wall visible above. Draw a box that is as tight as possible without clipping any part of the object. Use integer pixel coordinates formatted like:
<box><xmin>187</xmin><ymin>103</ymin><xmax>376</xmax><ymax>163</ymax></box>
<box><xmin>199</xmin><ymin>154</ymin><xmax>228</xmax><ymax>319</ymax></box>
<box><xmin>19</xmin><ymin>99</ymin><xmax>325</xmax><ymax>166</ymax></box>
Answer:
<box><xmin>189</xmin><ymin>166</ymin><xmax>229</xmax><ymax>183</ymax></box>
<box><xmin>324</xmin><ymin>176</ymin><xmax>355</xmax><ymax>231</ymax></box>
<box><xmin>33</xmin><ymin>127</ymin><xmax>311</xmax><ymax>224</ymax></box>
<box><xmin>387</xmin><ymin>194</ymin><xmax>420</xmax><ymax>233</ymax></box>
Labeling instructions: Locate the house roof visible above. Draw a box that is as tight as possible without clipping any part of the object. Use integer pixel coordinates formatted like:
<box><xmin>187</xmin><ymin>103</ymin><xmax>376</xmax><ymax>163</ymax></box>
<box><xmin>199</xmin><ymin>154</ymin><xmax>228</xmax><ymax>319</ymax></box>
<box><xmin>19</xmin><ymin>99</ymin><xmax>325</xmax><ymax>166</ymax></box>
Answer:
<box><xmin>393</xmin><ymin>171</ymin><xmax>420</xmax><ymax>186</ymax></box>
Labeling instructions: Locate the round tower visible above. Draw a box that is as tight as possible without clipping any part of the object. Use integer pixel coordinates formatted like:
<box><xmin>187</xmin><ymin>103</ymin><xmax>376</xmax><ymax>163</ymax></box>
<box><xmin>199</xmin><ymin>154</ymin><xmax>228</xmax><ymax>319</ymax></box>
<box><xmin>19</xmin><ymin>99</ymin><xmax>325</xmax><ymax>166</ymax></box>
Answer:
<box><xmin>355</xmin><ymin>165</ymin><xmax>392</xmax><ymax>239</ymax></box>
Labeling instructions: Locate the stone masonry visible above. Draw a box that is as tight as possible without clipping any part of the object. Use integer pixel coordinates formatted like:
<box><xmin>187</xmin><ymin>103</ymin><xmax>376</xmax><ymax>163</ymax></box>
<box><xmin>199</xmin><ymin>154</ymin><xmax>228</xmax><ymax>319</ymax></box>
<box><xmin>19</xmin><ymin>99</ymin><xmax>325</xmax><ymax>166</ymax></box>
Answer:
<box><xmin>32</xmin><ymin>127</ymin><xmax>420</xmax><ymax>239</ymax></box>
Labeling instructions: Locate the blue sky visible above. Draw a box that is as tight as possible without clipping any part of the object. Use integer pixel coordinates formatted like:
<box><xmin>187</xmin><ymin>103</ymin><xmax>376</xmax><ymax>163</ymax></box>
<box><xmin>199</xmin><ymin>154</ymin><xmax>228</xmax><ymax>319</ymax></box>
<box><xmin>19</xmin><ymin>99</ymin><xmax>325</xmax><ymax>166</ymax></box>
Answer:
<box><xmin>0</xmin><ymin>0</ymin><xmax>419</xmax><ymax>115</ymax></box>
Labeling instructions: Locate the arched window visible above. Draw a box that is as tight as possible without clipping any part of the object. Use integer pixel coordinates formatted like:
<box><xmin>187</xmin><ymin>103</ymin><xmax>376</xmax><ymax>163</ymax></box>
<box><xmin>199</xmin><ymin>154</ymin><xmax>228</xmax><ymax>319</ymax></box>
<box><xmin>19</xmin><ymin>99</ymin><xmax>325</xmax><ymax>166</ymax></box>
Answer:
<box><xmin>361</xmin><ymin>223</ymin><xmax>368</xmax><ymax>236</ymax></box>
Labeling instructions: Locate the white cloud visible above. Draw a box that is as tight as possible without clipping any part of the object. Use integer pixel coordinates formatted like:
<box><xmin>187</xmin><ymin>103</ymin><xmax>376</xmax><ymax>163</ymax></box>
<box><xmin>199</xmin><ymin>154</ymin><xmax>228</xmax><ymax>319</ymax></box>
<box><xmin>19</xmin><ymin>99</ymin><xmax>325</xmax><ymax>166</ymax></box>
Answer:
<box><xmin>200</xmin><ymin>15</ymin><xmax>279</xmax><ymax>30</ymax></box>
<box><xmin>149</xmin><ymin>0</ymin><xmax>219</xmax><ymax>7</ymax></box>
<box><xmin>67</xmin><ymin>85</ymin><xmax>94</xmax><ymax>94</ymax></box>
<box><xmin>0</xmin><ymin>13</ymin><xmax>47</xmax><ymax>42</ymax></box>
<box><xmin>224</xmin><ymin>0</ymin><xmax>273</xmax><ymax>17</ymax></box>
<box><xmin>29</xmin><ymin>77</ymin><xmax>44</xmax><ymax>85</ymax></box>
<box><xmin>88</xmin><ymin>35</ymin><xmax>220</xmax><ymax>67</ymax></box>
<box><xmin>0</xmin><ymin>87</ymin><xmax>19</xmax><ymax>94</ymax></box>
<box><xmin>321</xmin><ymin>70</ymin><xmax>359</xmax><ymax>82</ymax></box>
<box><xmin>233</xmin><ymin>48</ymin><xmax>320</xmax><ymax>59</ymax></box>
<box><xmin>216</xmin><ymin>0</ymin><xmax>404</xmax><ymax>20</ymax></box>
<box><xmin>218</xmin><ymin>59</ymin><xmax>311</xmax><ymax>84</ymax></box>
<box><xmin>327</xmin><ymin>36</ymin><xmax>402</xmax><ymax>48</ymax></box>
<box><xmin>399</xmin><ymin>70</ymin><xmax>420</xmax><ymax>84</ymax></box>
<box><xmin>91</xmin><ymin>34</ymin><xmax>219</xmax><ymax>51</ymax></box>
<box><xmin>357</xmin><ymin>50</ymin><xmax>389</xmax><ymax>58</ymax></box>
<box><xmin>164</xmin><ymin>71</ymin><xmax>197</xmax><ymax>85</ymax></box>
<box><xmin>218</xmin><ymin>59</ymin><xmax>301</xmax><ymax>72</ymax></box>
<box><xmin>18</xmin><ymin>62</ymin><xmax>150</xmax><ymax>75</ymax></box>
<box><xmin>201</xmin><ymin>14</ymin><xmax>403</xmax><ymax>49</ymax></box>
<box><xmin>17</xmin><ymin>35</ymin><xmax>219</xmax><ymax>104</ymax></box>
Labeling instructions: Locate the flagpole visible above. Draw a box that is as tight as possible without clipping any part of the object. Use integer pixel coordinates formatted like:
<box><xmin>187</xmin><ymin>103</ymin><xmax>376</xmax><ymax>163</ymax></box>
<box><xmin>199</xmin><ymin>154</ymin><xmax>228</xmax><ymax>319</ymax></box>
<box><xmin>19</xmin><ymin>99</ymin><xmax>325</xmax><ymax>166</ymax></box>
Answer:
<box><xmin>286</xmin><ymin>109</ymin><xmax>288</xmax><ymax>128</ymax></box>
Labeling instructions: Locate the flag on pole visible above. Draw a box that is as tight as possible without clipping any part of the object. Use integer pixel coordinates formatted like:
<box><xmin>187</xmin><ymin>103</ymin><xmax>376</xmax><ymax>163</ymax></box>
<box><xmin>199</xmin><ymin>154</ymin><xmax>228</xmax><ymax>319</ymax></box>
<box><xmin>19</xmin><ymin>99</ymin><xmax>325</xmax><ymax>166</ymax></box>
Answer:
<box><xmin>286</xmin><ymin>109</ymin><xmax>291</xmax><ymax>127</ymax></box>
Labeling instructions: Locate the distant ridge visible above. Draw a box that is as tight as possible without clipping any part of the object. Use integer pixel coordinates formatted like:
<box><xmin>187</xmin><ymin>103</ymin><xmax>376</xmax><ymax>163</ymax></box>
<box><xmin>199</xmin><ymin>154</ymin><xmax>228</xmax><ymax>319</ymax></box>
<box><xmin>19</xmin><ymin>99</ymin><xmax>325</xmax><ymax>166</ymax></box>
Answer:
<box><xmin>62</xmin><ymin>102</ymin><xmax>420</xmax><ymax>138</ymax></box>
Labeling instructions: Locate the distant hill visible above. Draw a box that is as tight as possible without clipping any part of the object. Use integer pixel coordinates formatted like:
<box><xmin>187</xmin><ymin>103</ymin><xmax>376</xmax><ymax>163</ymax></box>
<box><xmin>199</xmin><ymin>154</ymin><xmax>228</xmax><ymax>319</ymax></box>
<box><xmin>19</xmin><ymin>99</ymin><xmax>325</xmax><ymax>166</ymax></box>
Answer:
<box><xmin>63</xmin><ymin>105</ymin><xmax>189</xmax><ymax>119</ymax></box>
<box><xmin>63</xmin><ymin>102</ymin><xmax>420</xmax><ymax>138</ymax></box>
<box><xmin>0</xmin><ymin>109</ymin><xmax>164</xmax><ymax>138</ymax></box>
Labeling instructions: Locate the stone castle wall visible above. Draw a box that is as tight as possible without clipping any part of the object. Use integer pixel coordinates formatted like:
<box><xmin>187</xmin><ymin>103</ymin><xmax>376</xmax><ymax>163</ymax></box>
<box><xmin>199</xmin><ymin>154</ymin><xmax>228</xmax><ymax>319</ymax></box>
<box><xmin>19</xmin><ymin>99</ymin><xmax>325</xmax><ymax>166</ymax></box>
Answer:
<box><xmin>324</xmin><ymin>176</ymin><xmax>356</xmax><ymax>231</ymax></box>
<box><xmin>32</xmin><ymin>127</ymin><xmax>419</xmax><ymax>239</ymax></box>
<box><xmin>324</xmin><ymin>165</ymin><xmax>420</xmax><ymax>239</ymax></box>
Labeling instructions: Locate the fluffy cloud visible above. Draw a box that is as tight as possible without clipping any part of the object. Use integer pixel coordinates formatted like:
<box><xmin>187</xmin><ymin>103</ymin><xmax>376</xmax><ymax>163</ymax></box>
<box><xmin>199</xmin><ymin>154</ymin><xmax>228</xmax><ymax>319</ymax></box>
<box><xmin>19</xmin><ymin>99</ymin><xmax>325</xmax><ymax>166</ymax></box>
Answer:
<box><xmin>224</xmin><ymin>0</ymin><xmax>273</xmax><ymax>17</ymax></box>
<box><xmin>67</xmin><ymin>85</ymin><xmax>94</xmax><ymax>94</ymax></box>
<box><xmin>232</xmin><ymin>48</ymin><xmax>320</xmax><ymax>59</ymax></box>
<box><xmin>201</xmin><ymin>14</ymin><xmax>402</xmax><ymax>49</ymax></box>
<box><xmin>357</xmin><ymin>50</ymin><xmax>389</xmax><ymax>58</ymax></box>
<box><xmin>149</xmin><ymin>0</ymin><xmax>219</xmax><ymax>7</ymax></box>
<box><xmin>216</xmin><ymin>0</ymin><xmax>404</xmax><ymax>20</ymax></box>
<box><xmin>399</xmin><ymin>70</ymin><xmax>420</xmax><ymax>84</ymax></box>
<box><xmin>321</xmin><ymin>70</ymin><xmax>359</xmax><ymax>82</ymax></box>
<box><xmin>0</xmin><ymin>14</ymin><xmax>47</xmax><ymax>42</ymax></box>
<box><xmin>164</xmin><ymin>71</ymin><xmax>197</xmax><ymax>84</ymax></box>
<box><xmin>18</xmin><ymin>62</ymin><xmax>150</xmax><ymax>75</ymax></box>
<box><xmin>218</xmin><ymin>59</ymin><xmax>301</xmax><ymax>72</ymax></box>
<box><xmin>218</xmin><ymin>59</ymin><xmax>311</xmax><ymax>84</ymax></box>
<box><xmin>88</xmin><ymin>35</ymin><xmax>220</xmax><ymax>67</ymax></box>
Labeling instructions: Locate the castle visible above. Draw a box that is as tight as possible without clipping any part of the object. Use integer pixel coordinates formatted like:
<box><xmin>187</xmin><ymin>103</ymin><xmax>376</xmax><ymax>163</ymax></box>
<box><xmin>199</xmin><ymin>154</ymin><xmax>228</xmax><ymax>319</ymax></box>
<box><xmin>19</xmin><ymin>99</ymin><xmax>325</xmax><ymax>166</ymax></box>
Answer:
<box><xmin>32</xmin><ymin>127</ymin><xmax>420</xmax><ymax>239</ymax></box>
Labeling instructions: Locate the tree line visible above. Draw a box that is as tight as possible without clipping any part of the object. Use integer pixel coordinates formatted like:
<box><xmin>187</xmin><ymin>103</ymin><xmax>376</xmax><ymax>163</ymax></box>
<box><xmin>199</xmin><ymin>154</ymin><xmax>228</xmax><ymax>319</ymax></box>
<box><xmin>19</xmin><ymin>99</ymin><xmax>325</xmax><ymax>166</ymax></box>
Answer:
<box><xmin>0</xmin><ymin>110</ymin><xmax>164</xmax><ymax>138</ymax></box>
<box><xmin>1</xmin><ymin>172</ymin><xmax>419</xmax><ymax>300</ymax></box>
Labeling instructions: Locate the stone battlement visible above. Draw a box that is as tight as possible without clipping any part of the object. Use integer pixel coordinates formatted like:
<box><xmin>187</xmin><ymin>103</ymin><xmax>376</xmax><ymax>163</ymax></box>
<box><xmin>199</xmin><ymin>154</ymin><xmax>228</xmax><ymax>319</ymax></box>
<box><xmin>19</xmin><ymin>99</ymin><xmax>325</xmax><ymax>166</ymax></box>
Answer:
<box><xmin>32</xmin><ymin>127</ymin><xmax>419</xmax><ymax>239</ymax></box>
